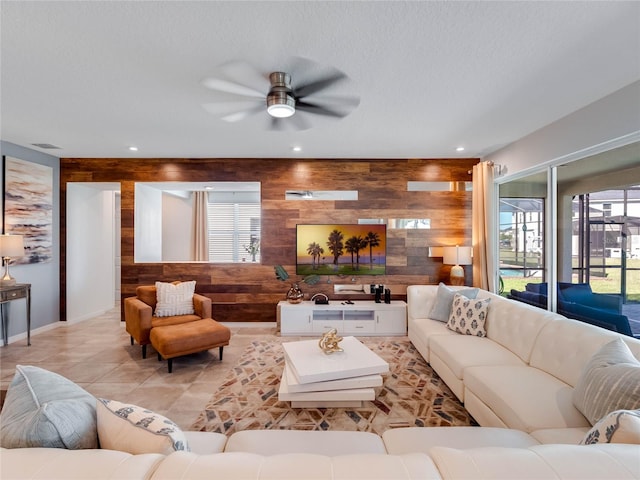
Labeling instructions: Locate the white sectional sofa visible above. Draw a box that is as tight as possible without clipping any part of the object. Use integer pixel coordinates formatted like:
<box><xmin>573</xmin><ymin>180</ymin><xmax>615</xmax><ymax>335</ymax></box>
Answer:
<box><xmin>2</xmin><ymin>428</ymin><xmax>640</xmax><ymax>479</ymax></box>
<box><xmin>2</xmin><ymin>285</ymin><xmax>639</xmax><ymax>479</ymax></box>
<box><xmin>407</xmin><ymin>284</ymin><xmax>640</xmax><ymax>443</ymax></box>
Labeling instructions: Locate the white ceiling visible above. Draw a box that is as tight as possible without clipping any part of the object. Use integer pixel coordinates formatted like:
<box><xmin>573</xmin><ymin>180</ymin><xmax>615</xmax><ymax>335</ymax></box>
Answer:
<box><xmin>1</xmin><ymin>1</ymin><xmax>639</xmax><ymax>159</ymax></box>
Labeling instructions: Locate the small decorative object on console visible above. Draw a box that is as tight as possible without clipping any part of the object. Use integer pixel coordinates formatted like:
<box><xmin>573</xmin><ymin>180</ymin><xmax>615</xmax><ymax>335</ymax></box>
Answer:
<box><xmin>274</xmin><ymin>264</ymin><xmax>320</xmax><ymax>303</ymax></box>
<box><xmin>286</xmin><ymin>283</ymin><xmax>304</xmax><ymax>304</ymax></box>
<box><xmin>311</xmin><ymin>293</ymin><xmax>329</xmax><ymax>304</ymax></box>
<box><xmin>318</xmin><ymin>328</ymin><xmax>344</xmax><ymax>354</ymax></box>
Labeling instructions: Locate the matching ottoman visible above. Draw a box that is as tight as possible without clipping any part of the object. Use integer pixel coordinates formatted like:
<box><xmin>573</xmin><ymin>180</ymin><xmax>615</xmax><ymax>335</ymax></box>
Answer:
<box><xmin>150</xmin><ymin>318</ymin><xmax>231</xmax><ymax>372</ymax></box>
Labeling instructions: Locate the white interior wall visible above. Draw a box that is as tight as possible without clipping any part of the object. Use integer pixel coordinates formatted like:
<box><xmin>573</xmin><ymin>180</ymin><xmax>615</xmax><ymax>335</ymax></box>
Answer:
<box><xmin>486</xmin><ymin>81</ymin><xmax>640</xmax><ymax>177</ymax></box>
<box><xmin>162</xmin><ymin>192</ymin><xmax>193</xmax><ymax>261</ymax></box>
<box><xmin>114</xmin><ymin>192</ymin><xmax>121</xmax><ymax>302</ymax></box>
<box><xmin>67</xmin><ymin>183</ymin><xmax>119</xmax><ymax>323</ymax></box>
<box><xmin>134</xmin><ymin>183</ymin><xmax>162</xmax><ymax>262</ymax></box>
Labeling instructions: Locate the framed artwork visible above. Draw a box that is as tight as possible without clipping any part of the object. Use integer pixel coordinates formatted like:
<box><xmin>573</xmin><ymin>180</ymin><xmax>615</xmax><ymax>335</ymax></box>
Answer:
<box><xmin>2</xmin><ymin>156</ymin><xmax>53</xmax><ymax>264</ymax></box>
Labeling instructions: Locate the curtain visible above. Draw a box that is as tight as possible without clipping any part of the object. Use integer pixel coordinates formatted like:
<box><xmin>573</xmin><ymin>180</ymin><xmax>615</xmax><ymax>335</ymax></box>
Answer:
<box><xmin>472</xmin><ymin>162</ymin><xmax>496</xmax><ymax>291</ymax></box>
<box><xmin>192</xmin><ymin>191</ymin><xmax>209</xmax><ymax>261</ymax></box>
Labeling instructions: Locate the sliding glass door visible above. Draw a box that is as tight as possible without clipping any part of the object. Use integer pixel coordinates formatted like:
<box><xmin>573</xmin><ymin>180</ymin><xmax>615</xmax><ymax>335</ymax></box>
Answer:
<box><xmin>571</xmin><ymin>187</ymin><xmax>640</xmax><ymax>302</ymax></box>
<box><xmin>497</xmin><ymin>141</ymin><xmax>640</xmax><ymax>336</ymax></box>
<box><xmin>498</xmin><ymin>172</ymin><xmax>547</xmax><ymax>295</ymax></box>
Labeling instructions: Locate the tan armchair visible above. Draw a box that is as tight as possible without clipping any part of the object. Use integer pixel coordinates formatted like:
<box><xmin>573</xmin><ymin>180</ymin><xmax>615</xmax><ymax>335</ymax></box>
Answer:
<box><xmin>124</xmin><ymin>282</ymin><xmax>212</xmax><ymax>358</ymax></box>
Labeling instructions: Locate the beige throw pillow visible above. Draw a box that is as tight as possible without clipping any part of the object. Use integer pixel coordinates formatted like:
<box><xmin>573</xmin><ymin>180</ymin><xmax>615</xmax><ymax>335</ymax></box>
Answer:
<box><xmin>573</xmin><ymin>338</ymin><xmax>640</xmax><ymax>426</ymax></box>
<box><xmin>580</xmin><ymin>409</ymin><xmax>640</xmax><ymax>445</ymax></box>
<box><xmin>97</xmin><ymin>398</ymin><xmax>189</xmax><ymax>454</ymax></box>
<box><xmin>154</xmin><ymin>281</ymin><xmax>195</xmax><ymax>317</ymax></box>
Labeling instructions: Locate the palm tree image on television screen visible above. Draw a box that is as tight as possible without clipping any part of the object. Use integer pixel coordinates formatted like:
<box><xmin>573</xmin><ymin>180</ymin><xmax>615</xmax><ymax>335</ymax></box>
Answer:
<box><xmin>296</xmin><ymin>224</ymin><xmax>386</xmax><ymax>276</ymax></box>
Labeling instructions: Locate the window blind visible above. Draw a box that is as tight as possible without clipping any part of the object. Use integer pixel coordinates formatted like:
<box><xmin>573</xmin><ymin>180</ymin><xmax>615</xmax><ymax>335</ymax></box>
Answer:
<box><xmin>207</xmin><ymin>202</ymin><xmax>260</xmax><ymax>262</ymax></box>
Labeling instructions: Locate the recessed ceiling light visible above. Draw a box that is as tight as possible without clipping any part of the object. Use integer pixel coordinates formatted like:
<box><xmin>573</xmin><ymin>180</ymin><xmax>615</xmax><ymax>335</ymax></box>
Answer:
<box><xmin>292</xmin><ymin>146</ymin><xmax>302</xmax><ymax>152</ymax></box>
<box><xmin>204</xmin><ymin>186</ymin><xmax>213</xmax><ymax>190</ymax></box>
<box><xmin>456</xmin><ymin>146</ymin><xmax>465</xmax><ymax>152</ymax></box>
<box><xmin>128</xmin><ymin>146</ymin><xmax>138</xmax><ymax>152</ymax></box>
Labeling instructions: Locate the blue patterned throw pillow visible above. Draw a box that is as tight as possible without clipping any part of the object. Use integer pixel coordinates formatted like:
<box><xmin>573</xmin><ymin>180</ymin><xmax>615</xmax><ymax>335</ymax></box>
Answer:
<box><xmin>97</xmin><ymin>398</ymin><xmax>189</xmax><ymax>454</ymax></box>
<box><xmin>446</xmin><ymin>293</ymin><xmax>491</xmax><ymax>337</ymax></box>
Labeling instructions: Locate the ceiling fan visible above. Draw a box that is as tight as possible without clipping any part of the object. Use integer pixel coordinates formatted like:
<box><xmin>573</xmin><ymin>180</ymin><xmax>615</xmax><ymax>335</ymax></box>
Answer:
<box><xmin>201</xmin><ymin>57</ymin><xmax>360</xmax><ymax>131</ymax></box>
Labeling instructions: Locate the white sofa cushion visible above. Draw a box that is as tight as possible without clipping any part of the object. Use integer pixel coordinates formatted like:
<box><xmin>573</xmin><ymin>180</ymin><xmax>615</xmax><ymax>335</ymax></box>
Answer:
<box><xmin>573</xmin><ymin>338</ymin><xmax>640</xmax><ymax>425</ymax></box>
<box><xmin>484</xmin><ymin>294</ymin><xmax>561</xmax><ymax>364</ymax></box>
<box><xmin>224</xmin><ymin>430</ymin><xmax>386</xmax><ymax>455</ymax></box>
<box><xmin>429</xmin><ymin>444</ymin><xmax>640</xmax><ymax>479</ymax></box>
<box><xmin>464</xmin><ymin>365</ymin><xmax>590</xmax><ymax>432</ymax></box>
<box><xmin>184</xmin><ymin>431</ymin><xmax>228</xmax><ymax>455</ymax></box>
<box><xmin>430</xmin><ymin>334</ymin><xmax>524</xmax><ymax>380</ymax></box>
<box><xmin>407</xmin><ymin>317</ymin><xmax>455</xmax><ymax>363</ymax></box>
<box><xmin>429</xmin><ymin>333</ymin><xmax>525</xmax><ymax>402</ymax></box>
<box><xmin>382</xmin><ymin>426</ymin><xmax>539</xmax><ymax>454</ymax></box>
<box><xmin>529</xmin><ymin>427</ymin><xmax>590</xmax><ymax>445</ymax></box>
<box><xmin>407</xmin><ymin>285</ymin><xmax>441</xmax><ymax>321</ymax></box>
<box><xmin>0</xmin><ymin>447</ymin><xmax>165</xmax><ymax>480</ymax></box>
<box><xmin>151</xmin><ymin>452</ymin><xmax>441</xmax><ymax>479</ymax></box>
<box><xmin>529</xmin><ymin>317</ymin><xmax>634</xmax><ymax>388</ymax></box>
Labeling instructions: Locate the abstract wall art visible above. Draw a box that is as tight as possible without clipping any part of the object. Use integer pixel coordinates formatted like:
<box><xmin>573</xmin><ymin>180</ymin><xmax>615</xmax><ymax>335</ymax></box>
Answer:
<box><xmin>3</xmin><ymin>156</ymin><xmax>53</xmax><ymax>264</ymax></box>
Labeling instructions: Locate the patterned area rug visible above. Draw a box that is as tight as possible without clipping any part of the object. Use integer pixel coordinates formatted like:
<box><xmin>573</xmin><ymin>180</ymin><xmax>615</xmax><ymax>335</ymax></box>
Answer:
<box><xmin>191</xmin><ymin>338</ymin><xmax>476</xmax><ymax>435</ymax></box>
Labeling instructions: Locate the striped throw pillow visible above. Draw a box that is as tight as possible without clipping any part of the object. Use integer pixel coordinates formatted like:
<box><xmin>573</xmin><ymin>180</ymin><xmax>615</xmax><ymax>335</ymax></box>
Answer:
<box><xmin>154</xmin><ymin>281</ymin><xmax>196</xmax><ymax>317</ymax></box>
<box><xmin>573</xmin><ymin>338</ymin><xmax>640</xmax><ymax>426</ymax></box>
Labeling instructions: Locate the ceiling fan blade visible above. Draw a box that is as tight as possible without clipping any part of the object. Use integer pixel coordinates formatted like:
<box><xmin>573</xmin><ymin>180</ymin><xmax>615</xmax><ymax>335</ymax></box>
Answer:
<box><xmin>218</xmin><ymin>60</ymin><xmax>269</xmax><ymax>91</ymax></box>
<box><xmin>294</xmin><ymin>72</ymin><xmax>348</xmax><ymax>98</ymax></box>
<box><xmin>296</xmin><ymin>100</ymin><xmax>351</xmax><ymax>118</ymax></box>
<box><xmin>300</xmin><ymin>94</ymin><xmax>361</xmax><ymax>107</ymax></box>
<box><xmin>221</xmin><ymin>105</ymin><xmax>264</xmax><ymax>123</ymax></box>
<box><xmin>201</xmin><ymin>77</ymin><xmax>265</xmax><ymax>99</ymax></box>
<box><xmin>202</xmin><ymin>101</ymin><xmax>264</xmax><ymax>123</ymax></box>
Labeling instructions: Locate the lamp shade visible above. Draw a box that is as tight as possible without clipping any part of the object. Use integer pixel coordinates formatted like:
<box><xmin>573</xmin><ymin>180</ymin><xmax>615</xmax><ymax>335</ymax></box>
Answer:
<box><xmin>0</xmin><ymin>234</ymin><xmax>25</xmax><ymax>257</ymax></box>
<box><xmin>442</xmin><ymin>245</ymin><xmax>472</xmax><ymax>266</ymax></box>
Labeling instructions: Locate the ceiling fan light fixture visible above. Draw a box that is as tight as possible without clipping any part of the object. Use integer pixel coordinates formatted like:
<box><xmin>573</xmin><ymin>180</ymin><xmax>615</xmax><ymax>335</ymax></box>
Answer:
<box><xmin>267</xmin><ymin>91</ymin><xmax>295</xmax><ymax>118</ymax></box>
<box><xmin>202</xmin><ymin>63</ymin><xmax>359</xmax><ymax>129</ymax></box>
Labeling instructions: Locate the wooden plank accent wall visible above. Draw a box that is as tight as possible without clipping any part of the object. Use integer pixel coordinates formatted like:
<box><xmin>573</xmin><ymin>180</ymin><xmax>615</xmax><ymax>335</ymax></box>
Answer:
<box><xmin>60</xmin><ymin>157</ymin><xmax>479</xmax><ymax>323</ymax></box>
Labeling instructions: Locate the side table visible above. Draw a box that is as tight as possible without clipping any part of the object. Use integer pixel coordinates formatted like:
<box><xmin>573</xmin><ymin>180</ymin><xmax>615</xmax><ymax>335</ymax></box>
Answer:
<box><xmin>0</xmin><ymin>283</ymin><xmax>31</xmax><ymax>346</ymax></box>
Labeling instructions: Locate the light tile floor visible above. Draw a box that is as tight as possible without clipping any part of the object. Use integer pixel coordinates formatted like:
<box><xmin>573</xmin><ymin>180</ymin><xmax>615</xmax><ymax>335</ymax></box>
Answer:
<box><xmin>0</xmin><ymin>306</ymin><xmax>278</xmax><ymax>430</ymax></box>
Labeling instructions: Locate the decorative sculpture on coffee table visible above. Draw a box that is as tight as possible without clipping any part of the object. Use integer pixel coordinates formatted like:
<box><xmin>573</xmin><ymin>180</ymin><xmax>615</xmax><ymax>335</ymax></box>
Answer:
<box><xmin>318</xmin><ymin>328</ymin><xmax>344</xmax><ymax>355</ymax></box>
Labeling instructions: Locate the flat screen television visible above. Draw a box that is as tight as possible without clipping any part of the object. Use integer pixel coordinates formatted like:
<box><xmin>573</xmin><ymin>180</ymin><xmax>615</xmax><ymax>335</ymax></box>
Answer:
<box><xmin>296</xmin><ymin>224</ymin><xmax>386</xmax><ymax>276</ymax></box>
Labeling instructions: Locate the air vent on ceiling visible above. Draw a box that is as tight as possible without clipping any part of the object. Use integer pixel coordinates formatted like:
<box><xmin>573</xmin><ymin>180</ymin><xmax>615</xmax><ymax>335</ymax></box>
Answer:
<box><xmin>31</xmin><ymin>143</ymin><xmax>62</xmax><ymax>149</ymax></box>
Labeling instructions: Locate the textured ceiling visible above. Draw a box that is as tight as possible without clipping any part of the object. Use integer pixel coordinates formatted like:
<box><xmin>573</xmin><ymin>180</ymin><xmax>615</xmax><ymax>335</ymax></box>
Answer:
<box><xmin>1</xmin><ymin>1</ymin><xmax>639</xmax><ymax>159</ymax></box>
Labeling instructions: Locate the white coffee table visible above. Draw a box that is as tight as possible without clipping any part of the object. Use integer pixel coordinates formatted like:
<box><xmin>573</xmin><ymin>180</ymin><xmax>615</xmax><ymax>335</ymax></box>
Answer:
<box><xmin>278</xmin><ymin>336</ymin><xmax>389</xmax><ymax>407</ymax></box>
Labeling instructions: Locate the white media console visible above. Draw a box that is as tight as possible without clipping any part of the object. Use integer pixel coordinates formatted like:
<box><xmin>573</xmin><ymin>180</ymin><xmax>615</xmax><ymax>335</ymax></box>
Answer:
<box><xmin>278</xmin><ymin>300</ymin><xmax>407</xmax><ymax>336</ymax></box>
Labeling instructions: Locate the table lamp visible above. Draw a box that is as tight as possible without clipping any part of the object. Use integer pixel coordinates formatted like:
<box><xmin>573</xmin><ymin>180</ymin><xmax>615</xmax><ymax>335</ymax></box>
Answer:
<box><xmin>443</xmin><ymin>245</ymin><xmax>472</xmax><ymax>286</ymax></box>
<box><xmin>0</xmin><ymin>234</ymin><xmax>25</xmax><ymax>286</ymax></box>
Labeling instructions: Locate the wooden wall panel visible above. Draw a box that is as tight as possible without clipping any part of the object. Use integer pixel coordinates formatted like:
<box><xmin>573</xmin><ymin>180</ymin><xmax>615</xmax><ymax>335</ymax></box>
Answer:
<box><xmin>60</xmin><ymin>158</ymin><xmax>479</xmax><ymax>323</ymax></box>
